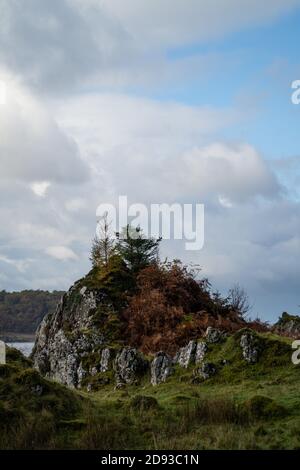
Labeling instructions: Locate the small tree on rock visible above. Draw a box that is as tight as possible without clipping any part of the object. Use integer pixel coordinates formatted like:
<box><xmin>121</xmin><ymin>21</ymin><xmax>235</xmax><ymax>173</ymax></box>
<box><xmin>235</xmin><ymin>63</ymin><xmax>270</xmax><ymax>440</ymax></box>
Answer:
<box><xmin>90</xmin><ymin>213</ymin><xmax>115</xmax><ymax>269</ymax></box>
<box><xmin>228</xmin><ymin>284</ymin><xmax>251</xmax><ymax>318</ymax></box>
<box><xmin>116</xmin><ymin>225</ymin><xmax>161</xmax><ymax>274</ymax></box>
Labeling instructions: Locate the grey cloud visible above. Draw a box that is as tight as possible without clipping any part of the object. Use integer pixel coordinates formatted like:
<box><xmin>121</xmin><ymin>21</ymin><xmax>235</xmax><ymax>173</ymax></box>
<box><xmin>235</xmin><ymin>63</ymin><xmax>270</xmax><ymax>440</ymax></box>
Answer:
<box><xmin>0</xmin><ymin>78</ymin><xmax>89</xmax><ymax>183</ymax></box>
<box><xmin>1</xmin><ymin>0</ymin><xmax>300</xmax><ymax>92</ymax></box>
<box><xmin>0</xmin><ymin>0</ymin><xmax>133</xmax><ymax>92</ymax></box>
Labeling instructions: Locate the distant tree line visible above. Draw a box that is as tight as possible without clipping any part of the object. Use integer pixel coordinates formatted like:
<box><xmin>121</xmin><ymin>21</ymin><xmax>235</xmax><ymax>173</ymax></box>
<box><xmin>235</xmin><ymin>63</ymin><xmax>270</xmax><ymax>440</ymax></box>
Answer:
<box><xmin>0</xmin><ymin>290</ymin><xmax>64</xmax><ymax>334</ymax></box>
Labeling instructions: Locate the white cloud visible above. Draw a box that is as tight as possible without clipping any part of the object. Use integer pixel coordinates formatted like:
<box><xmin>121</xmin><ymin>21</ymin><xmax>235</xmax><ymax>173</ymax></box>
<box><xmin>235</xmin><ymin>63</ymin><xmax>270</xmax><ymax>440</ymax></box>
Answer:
<box><xmin>0</xmin><ymin>255</ymin><xmax>32</xmax><ymax>273</ymax></box>
<box><xmin>45</xmin><ymin>246</ymin><xmax>78</xmax><ymax>261</ymax></box>
<box><xmin>30</xmin><ymin>181</ymin><xmax>51</xmax><ymax>198</ymax></box>
<box><xmin>0</xmin><ymin>69</ymin><xmax>89</xmax><ymax>183</ymax></box>
<box><xmin>54</xmin><ymin>93</ymin><xmax>279</xmax><ymax>203</ymax></box>
<box><xmin>218</xmin><ymin>196</ymin><xmax>233</xmax><ymax>208</ymax></box>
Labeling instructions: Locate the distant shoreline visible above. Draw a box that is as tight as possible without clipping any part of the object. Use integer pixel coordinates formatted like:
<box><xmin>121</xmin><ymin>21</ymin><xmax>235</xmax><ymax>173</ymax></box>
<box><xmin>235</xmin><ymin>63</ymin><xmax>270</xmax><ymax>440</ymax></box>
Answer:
<box><xmin>0</xmin><ymin>332</ymin><xmax>35</xmax><ymax>342</ymax></box>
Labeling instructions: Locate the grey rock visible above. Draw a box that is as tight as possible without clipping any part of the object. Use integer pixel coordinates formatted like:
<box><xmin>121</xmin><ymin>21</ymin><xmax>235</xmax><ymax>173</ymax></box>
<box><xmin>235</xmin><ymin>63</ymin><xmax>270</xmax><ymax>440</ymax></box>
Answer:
<box><xmin>177</xmin><ymin>340</ymin><xmax>197</xmax><ymax>368</ymax></box>
<box><xmin>32</xmin><ymin>283</ymin><xmax>106</xmax><ymax>388</ymax></box>
<box><xmin>77</xmin><ymin>362</ymin><xmax>87</xmax><ymax>388</ymax></box>
<box><xmin>90</xmin><ymin>366</ymin><xmax>98</xmax><ymax>376</ymax></box>
<box><xmin>199</xmin><ymin>362</ymin><xmax>217</xmax><ymax>380</ymax></box>
<box><xmin>86</xmin><ymin>383</ymin><xmax>93</xmax><ymax>393</ymax></box>
<box><xmin>30</xmin><ymin>384</ymin><xmax>43</xmax><ymax>396</ymax></box>
<box><xmin>195</xmin><ymin>341</ymin><xmax>208</xmax><ymax>364</ymax></box>
<box><xmin>204</xmin><ymin>327</ymin><xmax>223</xmax><ymax>344</ymax></box>
<box><xmin>151</xmin><ymin>352</ymin><xmax>173</xmax><ymax>385</ymax></box>
<box><xmin>274</xmin><ymin>313</ymin><xmax>300</xmax><ymax>338</ymax></box>
<box><xmin>114</xmin><ymin>347</ymin><xmax>148</xmax><ymax>385</ymax></box>
<box><xmin>172</xmin><ymin>351</ymin><xmax>179</xmax><ymax>364</ymax></box>
<box><xmin>100</xmin><ymin>348</ymin><xmax>112</xmax><ymax>372</ymax></box>
<box><xmin>240</xmin><ymin>332</ymin><xmax>259</xmax><ymax>363</ymax></box>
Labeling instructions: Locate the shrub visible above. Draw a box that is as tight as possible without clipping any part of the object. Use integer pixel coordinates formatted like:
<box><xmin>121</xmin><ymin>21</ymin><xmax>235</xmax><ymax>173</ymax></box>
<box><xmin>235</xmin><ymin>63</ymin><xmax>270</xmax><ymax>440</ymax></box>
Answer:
<box><xmin>244</xmin><ymin>395</ymin><xmax>287</xmax><ymax>420</ymax></box>
<box><xmin>130</xmin><ymin>395</ymin><xmax>159</xmax><ymax>412</ymax></box>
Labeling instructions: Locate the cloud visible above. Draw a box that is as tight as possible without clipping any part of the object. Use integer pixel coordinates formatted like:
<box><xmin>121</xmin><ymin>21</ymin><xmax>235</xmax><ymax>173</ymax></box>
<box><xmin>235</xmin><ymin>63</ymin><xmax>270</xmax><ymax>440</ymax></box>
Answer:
<box><xmin>54</xmin><ymin>93</ymin><xmax>279</xmax><ymax>203</ymax></box>
<box><xmin>45</xmin><ymin>245</ymin><xmax>78</xmax><ymax>261</ymax></box>
<box><xmin>180</xmin><ymin>143</ymin><xmax>280</xmax><ymax>202</ymax></box>
<box><xmin>30</xmin><ymin>181</ymin><xmax>51</xmax><ymax>198</ymax></box>
<box><xmin>0</xmin><ymin>89</ymin><xmax>299</xmax><ymax>320</ymax></box>
<box><xmin>0</xmin><ymin>0</ymin><xmax>299</xmax><ymax>91</ymax></box>
<box><xmin>0</xmin><ymin>70</ymin><xmax>89</xmax><ymax>184</ymax></box>
<box><xmin>0</xmin><ymin>1</ymin><xmax>299</xmax><ymax>322</ymax></box>
<box><xmin>101</xmin><ymin>0</ymin><xmax>300</xmax><ymax>46</ymax></box>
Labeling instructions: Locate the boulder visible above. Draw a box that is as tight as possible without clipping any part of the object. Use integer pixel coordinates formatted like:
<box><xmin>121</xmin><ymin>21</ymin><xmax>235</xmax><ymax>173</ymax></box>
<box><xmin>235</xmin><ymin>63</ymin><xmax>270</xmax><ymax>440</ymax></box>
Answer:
<box><xmin>204</xmin><ymin>327</ymin><xmax>224</xmax><ymax>344</ymax></box>
<box><xmin>114</xmin><ymin>347</ymin><xmax>148</xmax><ymax>385</ymax></box>
<box><xmin>198</xmin><ymin>362</ymin><xmax>217</xmax><ymax>380</ymax></box>
<box><xmin>177</xmin><ymin>340</ymin><xmax>197</xmax><ymax>368</ymax></box>
<box><xmin>195</xmin><ymin>341</ymin><xmax>208</xmax><ymax>364</ymax></box>
<box><xmin>240</xmin><ymin>332</ymin><xmax>259</xmax><ymax>364</ymax></box>
<box><xmin>151</xmin><ymin>352</ymin><xmax>173</xmax><ymax>385</ymax></box>
<box><xmin>100</xmin><ymin>348</ymin><xmax>112</xmax><ymax>372</ymax></box>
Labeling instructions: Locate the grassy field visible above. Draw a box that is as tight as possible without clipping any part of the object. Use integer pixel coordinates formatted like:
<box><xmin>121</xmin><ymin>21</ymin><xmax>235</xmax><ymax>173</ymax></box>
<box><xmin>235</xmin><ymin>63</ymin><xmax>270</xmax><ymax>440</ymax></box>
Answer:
<box><xmin>1</xmin><ymin>331</ymin><xmax>300</xmax><ymax>450</ymax></box>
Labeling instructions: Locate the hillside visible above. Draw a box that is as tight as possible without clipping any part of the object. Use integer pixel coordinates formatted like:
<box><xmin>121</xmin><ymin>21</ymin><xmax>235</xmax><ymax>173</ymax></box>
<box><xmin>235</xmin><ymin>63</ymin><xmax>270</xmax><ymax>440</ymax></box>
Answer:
<box><xmin>0</xmin><ymin>290</ymin><xmax>64</xmax><ymax>341</ymax></box>
<box><xmin>2</xmin><ymin>330</ymin><xmax>300</xmax><ymax>449</ymax></box>
<box><xmin>5</xmin><ymin>231</ymin><xmax>300</xmax><ymax>450</ymax></box>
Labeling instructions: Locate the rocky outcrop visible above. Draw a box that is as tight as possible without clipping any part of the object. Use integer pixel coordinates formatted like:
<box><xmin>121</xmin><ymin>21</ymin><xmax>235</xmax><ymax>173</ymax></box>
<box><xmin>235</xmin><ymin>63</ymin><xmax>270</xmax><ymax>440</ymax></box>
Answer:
<box><xmin>240</xmin><ymin>331</ymin><xmax>259</xmax><ymax>364</ymax></box>
<box><xmin>114</xmin><ymin>347</ymin><xmax>148</xmax><ymax>385</ymax></box>
<box><xmin>196</xmin><ymin>362</ymin><xmax>217</xmax><ymax>380</ymax></box>
<box><xmin>177</xmin><ymin>340</ymin><xmax>197</xmax><ymax>368</ymax></box>
<box><xmin>273</xmin><ymin>312</ymin><xmax>300</xmax><ymax>339</ymax></box>
<box><xmin>195</xmin><ymin>341</ymin><xmax>208</xmax><ymax>364</ymax></box>
<box><xmin>151</xmin><ymin>352</ymin><xmax>174</xmax><ymax>385</ymax></box>
<box><xmin>100</xmin><ymin>348</ymin><xmax>112</xmax><ymax>372</ymax></box>
<box><xmin>176</xmin><ymin>339</ymin><xmax>208</xmax><ymax>368</ymax></box>
<box><xmin>32</xmin><ymin>282</ymin><xmax>107</xmax><ymax>388</ymax></box>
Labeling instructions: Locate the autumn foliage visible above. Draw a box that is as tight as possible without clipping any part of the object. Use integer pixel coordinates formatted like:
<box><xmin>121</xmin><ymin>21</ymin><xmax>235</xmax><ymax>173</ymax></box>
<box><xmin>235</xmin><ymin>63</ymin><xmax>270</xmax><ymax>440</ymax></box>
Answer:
<box><xmin>122</xmin><ymin>261</ymin><xmax>250</xmax><ymax>354</ymax></box>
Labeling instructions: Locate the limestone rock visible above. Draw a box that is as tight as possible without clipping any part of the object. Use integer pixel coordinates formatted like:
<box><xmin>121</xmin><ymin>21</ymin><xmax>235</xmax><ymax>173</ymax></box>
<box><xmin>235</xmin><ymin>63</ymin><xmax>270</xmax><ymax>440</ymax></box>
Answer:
<box><xmin>32</xmin><ymin>282</ymin><xmax>106</xmax><ymax>388</ymax></box>
<box><xmin>273</xmin><ymin>312</ymin><xmax>300</xmax><ymax>339</ymax></box>
<box><xmin>204</xmin><ymin>327</ymin><xmax>224</xmax><ymax>344</ymax></box>
<box><xmin>100</xmin><ymin>348</ymin><xmax>112</xmax><ymax>372</ymax></box>
<box><xmin>77</xmin><ymin>362</ymin><xmax>87</xmax><ymax>388</ymax></box>
<box><xmin>198</xmin><ymin>362</ymin><xmax>216</xmax><ymax>380</ymax></box>
<box><xmin>177</xmin><ymin>340</ymin><xmax>197</xmax><ymax>368</ymax></box>
<box><xmin>240</xmin><ymin>332</ymin><xmax>259</xmax><ymax>363</ymax></box>
<box><xmin>114</xmin><ymin>347</ymin><xmax>148</xmax><ymax>385</ymax></box>
<box><xmin>195</xmin><ymin>341</ymin><xmax>208</xmax><ymax>364</ymax></box>
<box><xmin>90</xmin><ymin>366</ymin><xmax>98</xmax><ymax>376</ymax></box>
<box><xmin>151</xmin><ymin>352</ymin><xmax>173</xmax><ymax>385</ymax></box>
<box><xmin>30</xmin><ymin>384</ymin><xmax>43</xmax><ymax>396</ymax></box>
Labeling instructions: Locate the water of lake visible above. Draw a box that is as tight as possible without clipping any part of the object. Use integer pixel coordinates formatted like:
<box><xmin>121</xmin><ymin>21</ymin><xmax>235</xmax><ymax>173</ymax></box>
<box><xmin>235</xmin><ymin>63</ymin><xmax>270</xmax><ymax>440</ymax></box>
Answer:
<box><xmin>7</xmin><ymin>342</ymin><xmax>34</xmax><ymax>358</ymax></box>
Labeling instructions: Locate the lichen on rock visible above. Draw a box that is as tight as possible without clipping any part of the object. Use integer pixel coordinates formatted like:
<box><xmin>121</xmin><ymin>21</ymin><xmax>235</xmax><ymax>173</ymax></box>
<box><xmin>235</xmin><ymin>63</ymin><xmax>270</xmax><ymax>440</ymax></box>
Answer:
<box><xmin>204</xmin><ymin>326</ymin><xmax>225</xmax><ymax>344</ymax></box>
<box><xmin>114</xmin><ymin>347</ymin><xmax>148</xmax><ymax>386</ymax></box>
<box><xmin>177</xmin><ymin>340</ymin><xmax>197</xmax><ymax>368</ymax></box>
<box><xmin>151</xmin><ymin>351</ymin><xmax>173</xmax><ymax>385</ymax></box>
<box><xmin>32</xmin><ymin>281</ymin><xmax>108</xmax><ymax>388</ymax></box>
<box><xmin>240</xmin><ymin>331</ymin><xmax>260</xmax><ymax>364</ymax></box>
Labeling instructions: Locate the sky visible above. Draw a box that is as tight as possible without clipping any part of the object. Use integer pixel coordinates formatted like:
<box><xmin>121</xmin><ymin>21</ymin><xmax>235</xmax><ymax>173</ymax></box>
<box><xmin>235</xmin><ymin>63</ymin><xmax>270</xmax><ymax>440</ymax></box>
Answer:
<box><xmin>0</xmin><ymin>0</ymin><xmax>300</xmax><ymax>322</ymax></box>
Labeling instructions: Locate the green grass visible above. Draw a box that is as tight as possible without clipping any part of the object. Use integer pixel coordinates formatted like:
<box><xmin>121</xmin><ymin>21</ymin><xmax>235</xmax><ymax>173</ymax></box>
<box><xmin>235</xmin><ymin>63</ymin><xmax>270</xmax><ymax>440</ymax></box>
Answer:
<box><xmin>1</xmin><ymin>330</ymin><xmax>300</xmax><ymax>450</ymax></box>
